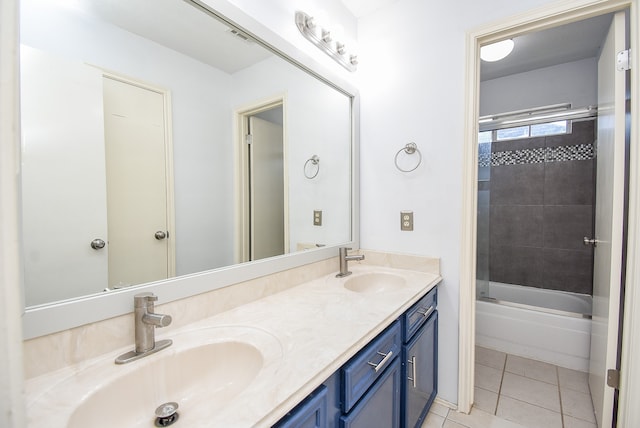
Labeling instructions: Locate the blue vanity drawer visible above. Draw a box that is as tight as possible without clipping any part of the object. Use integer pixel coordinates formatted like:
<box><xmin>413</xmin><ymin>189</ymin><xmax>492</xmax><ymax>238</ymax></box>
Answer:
<box><xmin>341</xmin><ymin>321</ymin><xmax>401</xmax><ymax>413</ymax></box>
<box><xmin>402</xmin><ymin>288</ymin><xmax>437</xmax><ymax>342</ymax></box>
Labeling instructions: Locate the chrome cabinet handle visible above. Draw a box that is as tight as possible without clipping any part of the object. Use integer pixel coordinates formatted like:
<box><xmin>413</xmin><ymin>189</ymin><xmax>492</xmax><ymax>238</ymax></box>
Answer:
<box><xmin>367</xmin><ymin>350</ymin><xmax>394</xmax><ymax>373</ymax></box>
<box><xmin>90</xmin><ymin>239</ymin><xmax>106</xmax><ymax>250</ymax></box>
<box><xmin>155</xmin><ymin>231</ymin><xmax>168</xmax><ymax>240</ymax></box>
<box><xmin>417</xmin><ymin>306</ymin><xmax>435</xmax><ymax>318</ymax></box>
<box><xmin>407</xmin><ymin>356</ymin><xmax>417</xmax><ymax>388</ymax></box>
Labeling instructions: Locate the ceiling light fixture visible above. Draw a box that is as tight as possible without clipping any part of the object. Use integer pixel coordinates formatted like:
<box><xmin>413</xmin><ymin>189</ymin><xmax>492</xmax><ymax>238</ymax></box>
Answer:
<box><xmin>295</xmin><ymin>11</ymin><xmax>358</xmax><ymax>72</ymax></box>
<box><xmin>480</xmin><ymin>39</ymin><xmax>515</xmax><ymax>62</ymax></box>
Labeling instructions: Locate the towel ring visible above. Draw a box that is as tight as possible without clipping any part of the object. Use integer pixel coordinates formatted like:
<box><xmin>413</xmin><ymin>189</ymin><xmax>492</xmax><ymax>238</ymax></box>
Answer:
<box><xmin>304</xmin><ymin>155</ymin><xmax>320</xmax><ymax>179</ymax></box>
<box><xmin>394</xmin><ymin>142</ymin><xmax>422</xmax><ymax>172</ymax></box>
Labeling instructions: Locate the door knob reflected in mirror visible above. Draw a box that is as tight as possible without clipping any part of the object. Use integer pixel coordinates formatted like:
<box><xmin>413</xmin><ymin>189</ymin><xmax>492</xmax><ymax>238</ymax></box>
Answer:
<box><xmin>155</xmin><ymin>231</ymin><xmax>168</xmax><ymax>240</ymax></box>
<box><xmin>90</xmin><ymin>239</ymin><xmax>106</xmax><ymax>250</ymax></box>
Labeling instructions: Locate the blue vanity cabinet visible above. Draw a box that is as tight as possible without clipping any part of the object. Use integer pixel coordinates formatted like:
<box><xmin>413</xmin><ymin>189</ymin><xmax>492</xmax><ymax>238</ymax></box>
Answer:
<box><xmin>401</xmin><ymin>288</ymin><xmax>438</xmax><ymax>428</ymax></box>
<box><xmin>338</xmin><ymin>357</ymin><xmax>401</xmax><ymax>428</ymax></box>
<box><xmin>273</xmin><ymin>385</ymin><xmax>328</xmax><ymax>428</ymax></box>
<box><xmin>273</xmin><ymin>286</ymin><xmax>439</xmax><ymax>428</ymax></box>
<box><xmin>338</xmin><ymin>321</ymin><xmax>402</xmax><ymax>428</ymax></box>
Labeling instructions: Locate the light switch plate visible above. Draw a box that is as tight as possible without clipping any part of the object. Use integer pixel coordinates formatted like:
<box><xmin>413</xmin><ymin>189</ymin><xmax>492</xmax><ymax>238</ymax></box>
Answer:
<box><xmin>401</xmin><ymin>211</ymin><xmax>413</xmax><ymax>231</ymax></box>
<box><xmin>314</xmin><ymin>210</ymin><xmax>322</xmax><ymax>226</ymax></box>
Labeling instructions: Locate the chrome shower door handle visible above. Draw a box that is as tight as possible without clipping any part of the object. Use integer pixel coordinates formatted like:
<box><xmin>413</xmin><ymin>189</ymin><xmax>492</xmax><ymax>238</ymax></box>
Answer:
<box><xmin>90</xmin><ymin>238</ymin><xmax>106</xmax><ymax>250</ymax></box>
<box><xmin>155</xmin><ymin>231</ymin><xmax>168</xmax><ymax>240</ymax></box>
<box><xmin>583</xmin><ymin>236</ymin><xmax>598</xmax><ymax>247</ymax></box>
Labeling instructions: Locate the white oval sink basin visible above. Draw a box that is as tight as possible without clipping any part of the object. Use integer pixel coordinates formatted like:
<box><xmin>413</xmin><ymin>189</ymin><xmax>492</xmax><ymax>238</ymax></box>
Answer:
<box><xmin>67</xmin><ymin>340</ymin><xmax>262</xmax><ymax>428</ymax></box>
<box><xmin>344</xmin><ymin>272</ymin><xmax>406</xmax><ymax>293</ymax></box>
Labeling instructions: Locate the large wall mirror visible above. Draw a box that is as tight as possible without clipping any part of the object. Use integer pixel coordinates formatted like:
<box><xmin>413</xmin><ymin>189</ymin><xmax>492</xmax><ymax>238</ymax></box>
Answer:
<box><xmin>21</xmin><ymin>0</ymin><xmax>358</xmax><ymax>338</ymax></box>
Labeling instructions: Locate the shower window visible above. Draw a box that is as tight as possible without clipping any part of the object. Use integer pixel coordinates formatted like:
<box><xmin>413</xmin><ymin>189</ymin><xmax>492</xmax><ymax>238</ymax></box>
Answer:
<box><xmin>480</xmin><ymin>120</ymin><xmax>569</xmax><ymax>143</ymax></box>
<box><xmin>496</xmin><ymin>125</ymin><xmax>530</xmax><ymax>140</ymax></box>
<box><xmin>478</xmin><ymin>131</ymin><xmax>492</xmax><ymax>144</ymax></box>
<box><xmin>530</xmin><ymin>120</ymin><xmax>568</xmax><ymax>136</ymax></box>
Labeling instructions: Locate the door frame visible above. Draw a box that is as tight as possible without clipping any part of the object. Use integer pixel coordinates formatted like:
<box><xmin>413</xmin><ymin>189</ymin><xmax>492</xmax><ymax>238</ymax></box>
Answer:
<box><xmin>100</xmin><ymin>70</ymin><xmax>177</xmax><ymax>280</ymax></box>
<box><xmin>234</xmin><ymin>95</ymin><xmax>287</xmax><ymax>263</ymax></box>
<box><xmin>458</xmin><ymin>0</ymin><xmax>639</xmax><ymax>420</ymax></box>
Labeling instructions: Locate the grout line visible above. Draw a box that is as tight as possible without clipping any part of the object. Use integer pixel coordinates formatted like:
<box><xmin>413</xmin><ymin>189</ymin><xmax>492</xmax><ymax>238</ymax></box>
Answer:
<box><xmin>557</xmin><ymin>365</ymin><xmax>565</xmax><ymax>428</ymax></box>
<box><xmin>494</xmin><ymin>353</ymin><xmax>508</xmax><ymax>415</ymax></box>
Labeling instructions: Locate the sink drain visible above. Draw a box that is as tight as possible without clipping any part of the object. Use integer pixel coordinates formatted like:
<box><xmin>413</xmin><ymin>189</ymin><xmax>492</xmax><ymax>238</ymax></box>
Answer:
<box><xmin>154</xmin><ymin>402</ymin><xmax>179</xmax><ymax>427</ymax></box>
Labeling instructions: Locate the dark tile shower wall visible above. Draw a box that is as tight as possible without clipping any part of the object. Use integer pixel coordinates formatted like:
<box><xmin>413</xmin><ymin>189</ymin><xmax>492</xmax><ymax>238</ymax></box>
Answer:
<box><xmin>487</xmin><ymin>121</ymin><xmax>595</xmax><ymax>295</ymax></box>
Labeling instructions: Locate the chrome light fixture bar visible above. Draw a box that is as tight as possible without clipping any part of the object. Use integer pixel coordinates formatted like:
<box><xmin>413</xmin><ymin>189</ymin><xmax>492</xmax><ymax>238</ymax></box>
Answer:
<box><xmin>295</xmin><ymin>11</ymin><xmax>358</xmax><ymax>72</ymax></box>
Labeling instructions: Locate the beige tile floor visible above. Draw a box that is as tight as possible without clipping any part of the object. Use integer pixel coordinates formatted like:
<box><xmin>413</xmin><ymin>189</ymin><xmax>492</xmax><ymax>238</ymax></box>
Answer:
<box><xmin>422</xmin><ymin>346</ymin><xmax>597</xmax><ymax>428</ymax></box>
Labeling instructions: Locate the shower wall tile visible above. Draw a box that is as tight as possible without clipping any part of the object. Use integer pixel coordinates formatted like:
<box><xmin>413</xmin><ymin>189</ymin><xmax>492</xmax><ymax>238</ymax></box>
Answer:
<box><xmin>490</xmin><ymin>163</ymin><xmax>545</xmax><ymax>205</ymax></box>
<box><xmin>545</xmin><ymin>121</ymin><xmax>594</xmax><ymax>148</ymax></box>
<box><xmin>544</xmin><ymin>159</ymin><xmax>595</xmax><ymax>205</ymax></box>
<box><xmin>543</xmin><ymin>205</ymin><xmax>594</xmax><ymax>251</ymax></box>
<box><xmin>543</xmin><ymin>249</ymin><xmax>593</xmax><ymax>294</ymax></box>
<box><xmin>490</xmin><ymin>205</ymin><xmax>543</xmax><ymax>247</ymax></box>
<box><xmin>490</xmin><ymin>245</ymin><xmax>543</xmax><ymax>288</ymax></box>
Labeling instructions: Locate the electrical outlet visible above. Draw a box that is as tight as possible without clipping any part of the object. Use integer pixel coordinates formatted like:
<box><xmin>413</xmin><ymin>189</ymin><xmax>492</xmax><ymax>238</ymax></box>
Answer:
<box><xmin>401</xmin><ymin>211</ymin><xmax>413</xmax><ymax>231</ymax></box>
<box><xmin>314</xmin><ymin>210</ymin><xmax>322</xmax><ymax>226</ymax></box>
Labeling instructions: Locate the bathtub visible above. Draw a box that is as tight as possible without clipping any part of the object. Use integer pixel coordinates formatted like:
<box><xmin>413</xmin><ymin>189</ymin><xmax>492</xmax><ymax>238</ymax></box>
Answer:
<box><xmin>476</xmin><ymin>281</ymin><xmax>592</xmax><ymax>371</ymax></box>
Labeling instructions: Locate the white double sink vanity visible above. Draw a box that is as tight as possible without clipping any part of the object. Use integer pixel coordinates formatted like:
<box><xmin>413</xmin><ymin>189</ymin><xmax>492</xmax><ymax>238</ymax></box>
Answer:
<box><xmin>26</xmin><ymin>263</ymin><xmax>440</xmax><ymax>427</ymax></box>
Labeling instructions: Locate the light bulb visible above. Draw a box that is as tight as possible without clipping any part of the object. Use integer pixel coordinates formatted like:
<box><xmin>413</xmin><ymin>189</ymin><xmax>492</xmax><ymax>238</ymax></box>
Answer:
<box><xmin>480</xmin><ymin>39</ymin><xmax>514</xmax><ymax>62</ymax></box>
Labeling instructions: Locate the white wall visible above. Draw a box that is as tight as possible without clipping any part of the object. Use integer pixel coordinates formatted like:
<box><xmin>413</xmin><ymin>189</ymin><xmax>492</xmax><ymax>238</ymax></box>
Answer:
<box><xmin>480</xmin><ymin>57</ymin><xmax>598</xmax><ymax>115</ymax></box>
<box><xmin>356</xmin><ymin>0</ymin><xmax>568</xmax><ymax>405</ymax></box>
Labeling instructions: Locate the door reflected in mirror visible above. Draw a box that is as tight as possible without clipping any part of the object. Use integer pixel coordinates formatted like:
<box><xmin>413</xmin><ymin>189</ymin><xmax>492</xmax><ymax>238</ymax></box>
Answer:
<box><xmin>20</xmin><ymin>0</ymin><xmax>352</xmax><ymax>307</ymax></box>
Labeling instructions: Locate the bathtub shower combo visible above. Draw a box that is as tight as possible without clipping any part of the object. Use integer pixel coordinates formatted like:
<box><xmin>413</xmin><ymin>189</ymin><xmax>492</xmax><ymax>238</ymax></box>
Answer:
<box><xmin>476</xmin><ymin>108</ymin><xmax>596</xmax><ymax>372</ymax></box>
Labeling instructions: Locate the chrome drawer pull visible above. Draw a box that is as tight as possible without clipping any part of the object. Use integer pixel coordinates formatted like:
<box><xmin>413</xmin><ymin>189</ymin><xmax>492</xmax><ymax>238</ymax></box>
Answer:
<box><xmin>407</xmin><ymin>356</ymin><xmax>417</xmax><ymax>388</ymax></box>
<box><xmin>417</xmin><ymin>306</ymin><xmax>435</xmax><ymax>318</ymax></box>
<box><xmin>367</xmin><ymin>350</ymin><xmax>394</xmax><ymax>372</ymax></box>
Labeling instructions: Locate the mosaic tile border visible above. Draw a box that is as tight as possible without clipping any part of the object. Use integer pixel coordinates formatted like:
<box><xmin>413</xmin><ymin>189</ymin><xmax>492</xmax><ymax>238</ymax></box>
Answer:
<box><xmin>478</xmin><ymin>143</ymin><xmax>594</xmax><ymax>168</ymax></box>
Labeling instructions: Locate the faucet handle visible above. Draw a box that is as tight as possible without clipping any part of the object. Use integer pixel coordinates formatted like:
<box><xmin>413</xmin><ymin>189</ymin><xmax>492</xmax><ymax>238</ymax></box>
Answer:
<box><xmin>134</xmin><ymin>292</ymin><xmax>158</xmax><ymax>307</ymax></box>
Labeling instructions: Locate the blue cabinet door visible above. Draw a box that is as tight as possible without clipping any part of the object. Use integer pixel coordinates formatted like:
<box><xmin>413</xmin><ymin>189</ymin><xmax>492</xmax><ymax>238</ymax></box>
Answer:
<box><xmin>339</xmin><ymin>357</ymin><xmax>401</xmax><ymax>428</ymax></box>
<box><xmin>274</xmin><ymin>385</ymin><xmax>328</xmax><ymax>428</ymax></box>
<box><xmin>402</xmin><ymin>311</ymin><xmax>438</xmax><ymax>428</ymax></box>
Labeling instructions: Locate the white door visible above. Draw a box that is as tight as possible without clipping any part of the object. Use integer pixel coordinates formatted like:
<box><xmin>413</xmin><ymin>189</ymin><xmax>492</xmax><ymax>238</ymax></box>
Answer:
<box><xmin>249</xmin><ymin>116</ymin><xmax>285</xmax><ymax>260</ymax></box>
<box><xmin>103</xmin><ymin>77</ymin><xmax>170</xmax><ymax>288</ymax></box>
<box><xmin>20</xmin><ymin>46</ymin><xmax>108</xmax><ymax>305</ymax></box>
<box><xmin>589</xmin><ymin>11</ymin><xmax>627</xmax><ymax>428</ymax></box>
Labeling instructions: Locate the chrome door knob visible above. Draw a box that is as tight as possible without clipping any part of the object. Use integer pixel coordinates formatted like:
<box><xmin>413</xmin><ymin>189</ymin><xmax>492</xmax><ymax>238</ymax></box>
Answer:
<box><xmin>90</xmin><ymin>238</ymin><xmax>106</xmax><ymax>250</ymax></box>
<box><xmin>155</xmin><ymin>231</ymin><xmax>168</xmax><ymax>240</ymax></box>
<box><xmin>583</xmin><ymin>236</ymin><xmax>598</xmax><ymax>247</ymax></box>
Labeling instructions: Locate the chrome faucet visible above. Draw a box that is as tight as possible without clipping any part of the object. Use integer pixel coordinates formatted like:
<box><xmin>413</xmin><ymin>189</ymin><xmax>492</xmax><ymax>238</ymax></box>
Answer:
<box><xmin>115</xmin><ymin>292</ymin><xmax>173</xmax><ymax>364</ymax></box>
<box><xmin>336</xmin><ymin>247</ymin><xmax>365</xmax><ymax>278</ymax></box>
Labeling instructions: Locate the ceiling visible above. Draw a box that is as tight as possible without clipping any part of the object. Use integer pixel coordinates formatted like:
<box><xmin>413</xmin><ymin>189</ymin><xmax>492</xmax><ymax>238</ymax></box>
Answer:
<box><xmin>480</xmin><ymin>13</ymin><xmax>613</xmax><ymax>81</ymax></box>
<box><xmin>80</xmin><ymin>0</ymin><xmax>613</xmax><ymax>81</ymax></box>
<box><xmin>340</xmin><ymin>0</ymin><xmax>399</xmax><ymax>18</ymax></box>
<box><xmin>340</xmin><ymin>0</ymin><xmax>613</xmax><ymax>81</ymax></box>
<box><xmin>78</xmin><ymin>0</ymin><xmax>273</xmax><ymax>74</ymax></box>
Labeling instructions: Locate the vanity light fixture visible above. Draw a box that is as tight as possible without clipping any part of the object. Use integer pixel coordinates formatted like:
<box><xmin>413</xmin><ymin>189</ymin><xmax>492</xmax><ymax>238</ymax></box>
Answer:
<box><xmin>295</xmin><ymin>11</ymin><xmax>358</xmax><ymax>72</ymax></box>
<box><xmin>480</xmin><ymin>39</ymin><xmax>514</xmax><ymax>62</ymax></box>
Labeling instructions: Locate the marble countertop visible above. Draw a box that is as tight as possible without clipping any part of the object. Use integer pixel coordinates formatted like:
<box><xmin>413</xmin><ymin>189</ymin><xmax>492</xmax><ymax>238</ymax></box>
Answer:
<box><xmin>25</xmin><ymin>264</ymin><xmax>441</xmax><ymax>428</ymax></box>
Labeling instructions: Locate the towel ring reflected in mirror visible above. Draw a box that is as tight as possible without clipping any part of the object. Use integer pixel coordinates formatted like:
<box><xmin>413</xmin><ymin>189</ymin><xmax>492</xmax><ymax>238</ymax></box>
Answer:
<box><xmin>304</xmin><ymin>155</ymin><xmax>320</xmax><ymax>179</ymax></box>
<box><xmin>394</xmin><ymin>142</ymin><xmax>422</xmax><ymax>172</ymax></box>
